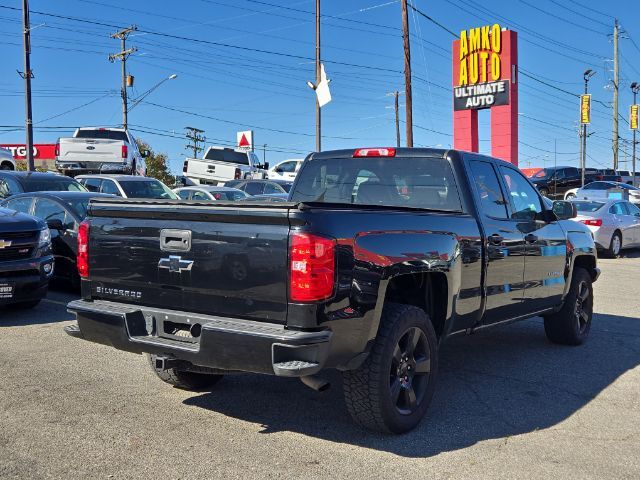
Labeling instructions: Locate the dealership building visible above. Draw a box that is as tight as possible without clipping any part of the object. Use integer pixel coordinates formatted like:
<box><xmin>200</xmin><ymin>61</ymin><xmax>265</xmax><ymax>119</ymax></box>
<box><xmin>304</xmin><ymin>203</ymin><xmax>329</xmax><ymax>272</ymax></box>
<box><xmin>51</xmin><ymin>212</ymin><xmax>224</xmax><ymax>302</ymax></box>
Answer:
<box><xmin>1</xmin><ymin>144</ymin><xmax>57</xmax><ymax>170</ymax></box>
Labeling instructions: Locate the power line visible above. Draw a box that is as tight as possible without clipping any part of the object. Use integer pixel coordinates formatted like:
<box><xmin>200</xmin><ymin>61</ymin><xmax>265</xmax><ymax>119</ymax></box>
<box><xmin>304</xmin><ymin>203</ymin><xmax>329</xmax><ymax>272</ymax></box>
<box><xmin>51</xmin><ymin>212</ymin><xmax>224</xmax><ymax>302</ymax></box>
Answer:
<box><xmin>517</xmin><ymin>0</ymin><xmax>608</xmax><ymax>36</ymax></box>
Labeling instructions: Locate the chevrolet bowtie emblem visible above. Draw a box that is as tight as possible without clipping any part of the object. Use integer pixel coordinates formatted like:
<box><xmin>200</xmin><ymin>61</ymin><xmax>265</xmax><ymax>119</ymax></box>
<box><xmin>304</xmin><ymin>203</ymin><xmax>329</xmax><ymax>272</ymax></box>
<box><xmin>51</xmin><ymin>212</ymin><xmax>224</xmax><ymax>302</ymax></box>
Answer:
<box><xmin>158</xmin><ymin>255</ymin><xmax>194</xmax><ymax>273</ymax></box>
<box><xmin>0</xmin><ymin>239</ymin><xmax>12</xmax><ymax>249</ymax></box>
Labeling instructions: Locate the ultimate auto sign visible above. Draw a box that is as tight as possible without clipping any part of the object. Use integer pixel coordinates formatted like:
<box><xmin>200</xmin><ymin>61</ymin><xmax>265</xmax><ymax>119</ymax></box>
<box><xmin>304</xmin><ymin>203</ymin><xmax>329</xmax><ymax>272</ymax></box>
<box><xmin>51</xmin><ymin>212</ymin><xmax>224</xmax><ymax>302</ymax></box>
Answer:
<box><xmin>454</xmin><ymin>24</ymin><xmax>509</xmax><ymax>111</ymax></box>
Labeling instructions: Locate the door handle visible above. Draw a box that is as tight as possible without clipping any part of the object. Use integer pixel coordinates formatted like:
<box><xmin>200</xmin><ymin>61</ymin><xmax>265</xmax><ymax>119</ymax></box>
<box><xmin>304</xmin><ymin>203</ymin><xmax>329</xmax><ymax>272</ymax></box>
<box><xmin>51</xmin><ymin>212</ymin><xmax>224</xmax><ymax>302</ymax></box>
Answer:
<box><xmin>524</xmin><ymin>233</ymin><xmax>538</xmax><ymax>243</ymax></box>
<box><xmin>488</xmin><ymin>234</ymin><xmax>504</xmax><ymax>245</ymax></box>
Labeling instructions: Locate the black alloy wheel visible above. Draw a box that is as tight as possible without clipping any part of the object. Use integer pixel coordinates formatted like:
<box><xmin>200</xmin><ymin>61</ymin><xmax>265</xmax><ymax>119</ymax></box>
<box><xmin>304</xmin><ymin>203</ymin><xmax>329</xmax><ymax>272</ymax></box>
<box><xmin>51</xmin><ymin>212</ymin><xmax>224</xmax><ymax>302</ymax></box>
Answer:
<box><xmin>390</xmin><ymin>327</ymin><xmax>431</xmax><ymax>415</ymax></box>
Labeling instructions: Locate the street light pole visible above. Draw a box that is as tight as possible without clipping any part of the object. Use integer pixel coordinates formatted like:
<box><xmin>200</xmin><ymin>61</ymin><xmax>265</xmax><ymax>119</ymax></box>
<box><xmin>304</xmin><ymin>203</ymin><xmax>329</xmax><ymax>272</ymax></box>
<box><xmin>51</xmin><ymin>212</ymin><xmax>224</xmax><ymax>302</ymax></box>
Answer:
<box><xmin>581</xmin><ymin>69</ymin><xmax>596</xmax><ymax>187</ymax></box>
<box><xmin>128</xmin><ymin>74</ymin><xmax>177</xmax><ymax>112</ymax></box>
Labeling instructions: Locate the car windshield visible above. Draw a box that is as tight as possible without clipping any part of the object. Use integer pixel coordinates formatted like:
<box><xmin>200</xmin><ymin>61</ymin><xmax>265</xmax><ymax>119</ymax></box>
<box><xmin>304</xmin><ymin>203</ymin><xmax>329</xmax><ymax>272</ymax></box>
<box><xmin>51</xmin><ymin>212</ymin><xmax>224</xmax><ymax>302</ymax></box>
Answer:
<box><xmin>75</xmin><ymin>129</ymin><xmax>129</xmax><ymax>142</ymax></box>
<box><xmin>23</xmin><ymin>177</ymin><xmax>86</xmax><ymax>193</ymax></box>
<box><xmin>119</xmin><ymin>179</ymin><xmax>178</xmax><ymax>199</ymax></box>
<box><xmin>212</xmin><ymin>190</ymin><xmax>248</xmax><ymax>201</ymax></box>
<box><xmin>277</xmin><ymin>183</ymin><xmax>293</xmax><ymax>193</ymax></box>
<box><xmin>574</xmin><ymin>201</ymin><xmax>605</xmax><ymax>212</ymax></box>
<box><xmin>290</xmin><ymin>156</ymin><xmax>462</xmax><ymax>211</ymax></box>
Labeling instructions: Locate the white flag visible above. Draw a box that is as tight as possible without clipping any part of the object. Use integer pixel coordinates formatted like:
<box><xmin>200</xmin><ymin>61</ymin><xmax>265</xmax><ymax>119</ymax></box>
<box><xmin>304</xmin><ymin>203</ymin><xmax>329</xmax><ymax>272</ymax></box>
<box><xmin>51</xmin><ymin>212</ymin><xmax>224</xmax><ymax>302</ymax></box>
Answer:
<box><xmin>316</xmin><ymin>64</ymin><xmax>332</xmax><ymax>108</ymax></box>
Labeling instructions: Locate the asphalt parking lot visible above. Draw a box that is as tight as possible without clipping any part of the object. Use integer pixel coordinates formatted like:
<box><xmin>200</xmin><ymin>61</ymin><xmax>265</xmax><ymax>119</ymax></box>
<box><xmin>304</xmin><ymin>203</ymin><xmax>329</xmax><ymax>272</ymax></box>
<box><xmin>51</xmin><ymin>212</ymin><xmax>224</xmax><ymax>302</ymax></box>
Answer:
<box><xmin>1</xmin><ymin>255</ymin><xmax>639</xmax><ymax>480</ymax></box>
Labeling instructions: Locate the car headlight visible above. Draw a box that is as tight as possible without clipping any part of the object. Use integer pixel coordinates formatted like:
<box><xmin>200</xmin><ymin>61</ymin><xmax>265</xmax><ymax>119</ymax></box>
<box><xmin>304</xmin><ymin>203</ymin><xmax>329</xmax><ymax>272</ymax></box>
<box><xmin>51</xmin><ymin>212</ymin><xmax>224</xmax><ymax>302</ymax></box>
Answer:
<box><xmin>38</xmin><ymin>228</ymin><xmax>51</xmax><ymax>246</ymax></box>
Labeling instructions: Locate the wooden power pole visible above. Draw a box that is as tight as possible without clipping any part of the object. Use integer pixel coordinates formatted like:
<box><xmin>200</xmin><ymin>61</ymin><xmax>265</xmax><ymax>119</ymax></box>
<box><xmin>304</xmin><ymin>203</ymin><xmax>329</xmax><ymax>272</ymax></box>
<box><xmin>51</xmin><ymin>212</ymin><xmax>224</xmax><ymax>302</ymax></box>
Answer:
<box><xmin>20</xmin><ymin>0</ymin><xmax>35</xmax><ymax>171</ymax></box>
<box><xmin>109</xmin><ymin>26</ymin><xmax>137</xmax><ymax>130</ymax></box>
<box><xmin>613</xmin><ymin>19</ymin><xmax>619</xmax><ymax>169</ymax></box>
<box><xmin>401</xmin><ymin>0</ymin><xmax>413</xmax><ymax>148</ymax></box>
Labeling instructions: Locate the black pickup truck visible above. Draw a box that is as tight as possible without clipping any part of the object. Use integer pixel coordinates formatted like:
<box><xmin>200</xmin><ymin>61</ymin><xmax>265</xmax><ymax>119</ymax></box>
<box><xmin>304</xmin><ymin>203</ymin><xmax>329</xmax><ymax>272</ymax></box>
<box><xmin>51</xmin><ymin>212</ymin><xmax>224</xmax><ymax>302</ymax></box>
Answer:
<box><xmin>66</xmin><ymin>148</ymin><xmax>599</xmax><ymax>433</ymax></box>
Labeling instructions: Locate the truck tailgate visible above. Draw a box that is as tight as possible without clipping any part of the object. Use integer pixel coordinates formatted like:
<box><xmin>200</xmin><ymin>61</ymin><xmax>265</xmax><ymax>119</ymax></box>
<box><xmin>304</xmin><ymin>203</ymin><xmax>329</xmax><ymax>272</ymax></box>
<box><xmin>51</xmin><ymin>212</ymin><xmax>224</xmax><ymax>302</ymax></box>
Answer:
<box><xmin>86</xmin><ymin>199</ymin><xmax>296</xmax><ymax>323</ymax></box>
<box><xmin>185</xmin><ymin>159</ymin><xmax>237</xmax><ymax>182</ymax></box>
<box><xmin>59</xmin><ymin>138</ymin><xmax>123</xmax><ymax>163</ymax></box>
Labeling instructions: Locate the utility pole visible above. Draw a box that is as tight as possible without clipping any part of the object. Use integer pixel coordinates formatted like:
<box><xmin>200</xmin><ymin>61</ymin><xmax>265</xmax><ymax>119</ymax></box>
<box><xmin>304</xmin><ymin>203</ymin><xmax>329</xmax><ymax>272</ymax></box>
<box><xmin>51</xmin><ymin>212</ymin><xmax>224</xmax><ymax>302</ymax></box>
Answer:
<box><xmin>632</xmin><ymin>82</ymin><xmax>639</xmax><ymax>187</ymax></box>
<box><xmin>109</xmin><ymin>26</ymin><xmax>137</xmax><ymax>130</ymax></box>
<box><xmin>386</xmin><ymin>91</ymin><xmax>401</xmax><ymax>147</ymax></box>
<box><xmin>262</xmin><ymin>144</ymin><xmax>267</xmax><ymax>165</ymax></box>
<box><xmin>582</xmin><ymin>70</ymin><xmax>595</xmax><ymax>187</ymax></box>
<box><xmin>612</xmin><ymin>19</ymin><xmax>619</xmax><ymax>170</ymax></box>
<box><xmin>19</xmin><ymin>0</ymin><xmax>34</xmax><ymax>172</ymax></box>
<box><xmin>401</xmin><ymin>0</ymin><xmax>413</xmax><ymax>147</ymax></box>
<box><xmin>315</xmin><ymin>0</ymin><xmax>321</xmax><ymax>152</ymax></box>
<box><xmin>185</xmin><ymin>127</ymin><xmax>206</xmax><ymax>158</ymax></box>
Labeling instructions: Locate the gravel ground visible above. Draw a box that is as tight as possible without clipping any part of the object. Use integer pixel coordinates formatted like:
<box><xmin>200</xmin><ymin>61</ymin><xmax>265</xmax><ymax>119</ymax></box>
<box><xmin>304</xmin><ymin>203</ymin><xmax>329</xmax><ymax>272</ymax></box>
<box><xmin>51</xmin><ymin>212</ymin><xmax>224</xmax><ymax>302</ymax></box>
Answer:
<box><xmin>1</xmin><ymin>256</ymin><xmax>639</xmax><ymax>479</ymax></box>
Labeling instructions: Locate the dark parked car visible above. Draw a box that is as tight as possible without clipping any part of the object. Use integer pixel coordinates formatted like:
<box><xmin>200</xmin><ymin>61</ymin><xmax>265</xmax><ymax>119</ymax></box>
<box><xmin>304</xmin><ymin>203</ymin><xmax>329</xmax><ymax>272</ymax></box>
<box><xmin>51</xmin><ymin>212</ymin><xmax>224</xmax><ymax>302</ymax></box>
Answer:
<box><xmin>66</xmin><ymin>148</ymin><xmax>599</xmax><ymax>433</ymax></box>
<box><xmin>224</xmin><ymin>179</ymin><xmax>292</xmax><ymax>195</ymax></box>
<box><xmin>0</xmin><ymin>171</ymin><xmax>86</xmax><ymax>199</ymax></box>
<box><xmin>1</xmin><ymin>192</ymin><xmax>112</xmax><ymax>288</ymax></box>
<box><xmin>0</xmin><ymin>207</ymin><xmax>53</xmax><ymax>309</ymax></box>
<box><xmin>529</xmin><ymin>166</ymin><xmax>591</xmax><ymax>199</ymax></box>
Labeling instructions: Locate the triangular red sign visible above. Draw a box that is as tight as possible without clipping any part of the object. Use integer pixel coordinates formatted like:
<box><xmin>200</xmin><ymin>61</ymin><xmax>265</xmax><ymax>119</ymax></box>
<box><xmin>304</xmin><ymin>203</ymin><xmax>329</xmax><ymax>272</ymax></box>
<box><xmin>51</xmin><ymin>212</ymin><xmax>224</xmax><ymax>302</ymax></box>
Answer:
<box><xmin>238</xmin><ymin>133</ymin><xmax>250</xmax><ymax>148</ymax></box>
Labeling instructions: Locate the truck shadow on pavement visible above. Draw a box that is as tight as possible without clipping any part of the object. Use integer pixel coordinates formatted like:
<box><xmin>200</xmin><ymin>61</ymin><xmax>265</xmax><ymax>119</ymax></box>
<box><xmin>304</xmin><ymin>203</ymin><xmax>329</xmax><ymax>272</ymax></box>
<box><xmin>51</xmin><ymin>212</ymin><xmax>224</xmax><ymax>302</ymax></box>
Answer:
<box><xmin>184</xmin><ymin>313</ymin><xmax>640</xmax><ymax>458</ymax></box>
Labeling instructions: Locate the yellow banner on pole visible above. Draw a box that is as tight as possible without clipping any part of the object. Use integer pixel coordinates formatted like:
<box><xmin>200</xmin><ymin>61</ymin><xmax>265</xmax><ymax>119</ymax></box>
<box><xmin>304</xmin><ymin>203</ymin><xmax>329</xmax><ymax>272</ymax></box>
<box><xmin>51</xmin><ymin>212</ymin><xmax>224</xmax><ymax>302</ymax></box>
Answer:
<box><xmin>631</xmin><ymin>104</ymin><xmax>639</xmax><ymax>130</ymax></box>
<box><xmin>580</xmin><ymin>94</ymin><xmax>591</xmax><ymax>125</ymax></box>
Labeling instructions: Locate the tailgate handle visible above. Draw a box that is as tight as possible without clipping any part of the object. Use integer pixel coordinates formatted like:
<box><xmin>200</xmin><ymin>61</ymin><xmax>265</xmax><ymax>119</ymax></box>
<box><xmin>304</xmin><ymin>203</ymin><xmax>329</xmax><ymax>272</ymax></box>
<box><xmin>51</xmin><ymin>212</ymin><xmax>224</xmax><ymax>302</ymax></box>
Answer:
<box><xmin>160</xmin><ymin>229</ymin><xmax>192</xmax><ymax>252</ymax></box>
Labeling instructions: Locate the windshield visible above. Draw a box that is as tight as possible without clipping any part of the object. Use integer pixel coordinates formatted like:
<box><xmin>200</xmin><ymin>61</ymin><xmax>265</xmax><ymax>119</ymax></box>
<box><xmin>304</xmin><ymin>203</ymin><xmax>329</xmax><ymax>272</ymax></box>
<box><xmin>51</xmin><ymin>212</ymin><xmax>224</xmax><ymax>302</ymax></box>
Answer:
<box><xmin>532</xmin><ymin>169</ymin><xmax>550</xmax><ymax>178</ymax></box>
<box><xmin>23</xmin><ymin>177</ymin><xmax>86</xmax><ymax>193</ymax></box>
<box><xmin>278</xmin><ymin>182</ymin><xmax>293</xmax><ymax>193</ymax></box>
<box><xmin>64</xmin><ymin>199</ymin><xmax>90</xmax><ymax>218</ymax></box>
<box><xmin>574</xmin><ymin>201</ymin><xmax>604</xmax><ymax>212</ymax></box>
<box><xmin>290</xmin><ymin>156</ymin><xmax>462</xmax><ymax>211</ymax></box>
<box><xmin>75</xmin><ymin>129</ymin><xmax>129</xmax><ymax>142</ymax></box>
<box><xmin>119</xmin><ymin>179</ymin><xmax>178</xmax><ymax>199</ymax></box>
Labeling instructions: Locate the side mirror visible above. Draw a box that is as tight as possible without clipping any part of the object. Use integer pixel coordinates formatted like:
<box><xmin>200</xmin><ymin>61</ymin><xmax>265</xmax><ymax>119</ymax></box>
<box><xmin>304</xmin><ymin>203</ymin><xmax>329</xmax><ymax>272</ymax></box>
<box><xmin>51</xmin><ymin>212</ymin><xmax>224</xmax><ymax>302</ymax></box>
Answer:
<box><xmin>263</xmin><ymin>162</ymin><xmax>270</xmax><ymax>170</ymax></box>
<box><xmin>141</xmin><ymin>149</ymin><xmax>151</xmax><ymax>158</ymax></box>
<box><xmin>552</xmin><ymin>200</ymin><xmax>577</xmax><ymax>220</ymax></box>
<box><xmin>46</xmin><ymin>219</ymin><xmax>65</xmax><ymax>231</ymax></box>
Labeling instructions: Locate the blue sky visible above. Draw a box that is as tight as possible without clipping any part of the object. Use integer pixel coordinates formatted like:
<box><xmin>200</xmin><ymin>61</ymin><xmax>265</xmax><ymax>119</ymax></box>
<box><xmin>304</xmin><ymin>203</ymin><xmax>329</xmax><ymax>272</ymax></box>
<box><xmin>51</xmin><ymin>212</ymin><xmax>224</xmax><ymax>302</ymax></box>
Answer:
<box><xmin>2</xmin><ymin>0</ymin><xmax>640</xmax><ymax>174</ymax></box>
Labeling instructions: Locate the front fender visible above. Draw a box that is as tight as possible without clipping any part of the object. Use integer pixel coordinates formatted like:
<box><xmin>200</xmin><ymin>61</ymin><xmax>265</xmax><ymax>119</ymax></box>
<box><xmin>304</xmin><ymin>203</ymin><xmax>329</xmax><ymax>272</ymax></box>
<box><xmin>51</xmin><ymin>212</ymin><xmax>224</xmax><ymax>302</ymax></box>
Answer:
<box><xmin>562</xmin><ymin>220</ymin><xmax>599</xmax><ymax>297</ymax></box>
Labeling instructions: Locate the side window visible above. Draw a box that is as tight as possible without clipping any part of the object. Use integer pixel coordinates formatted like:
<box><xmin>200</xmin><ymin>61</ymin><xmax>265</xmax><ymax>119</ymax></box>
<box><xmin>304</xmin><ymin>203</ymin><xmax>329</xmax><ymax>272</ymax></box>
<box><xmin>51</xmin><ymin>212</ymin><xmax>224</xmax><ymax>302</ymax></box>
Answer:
<box><xmin>554</xmin><ymin>169</ymin><xmax>565</xmax><ymax>180</ymax></box>
<box><xmin>100</xmin><ymin>180</ymin><xmax>120</xmax><ymax>196</ymax></box>
<box><xmin>0</xmin><ymin>177</ymin><xmax>22</xmax><ymax>198</ymax></box>
<box><xmin>565</xmin><ymin>168</ymin><xmax>579</xmax><ymax>178</ymax></box>
<box><xmin>264</xmin><ymin>182</ymin><xmax>285</xmax><ymax>194</ymax></box>
<box><xmin>4</xmin><ymin>197</ymin><xmax>33</xmax><ymax>214</ymax></box>
<box><xmin>83</xmin><ymin>178</ymin><xmax>102</xmax><ymax>192</ymax></box>
<box><xmin>192</xmin><ymin>191</ymin><xmax>209</xmax><ymax>201</ymax></box>
<box><xmin>177</xmin><ymin>190</ymin><xmax>191</xmax><ymax>200</ymax></box>
<box><xmin>627</xmin><ymin>202</ymin><xmax>640</xmax><ymax>216</ymax></box>
<box><xmin>276</xmin><ymin>161</ymin><xmax>296</xmax><ymax>173</ymax></box>
<box><xmin>499</xmin><ymin>166</ymin><xmax>543</xmax><ymax>220</ymax></box>
<box><xmin>33</xmin><ymin>199</ymin><xmax>66</xmax><ymax>223</ymax></box>
<box><xmin>63</xmin><ymin>211</ymin><xmax>76</xmax><ymax>230</ymax></box>
<box><xmin>469</xmin><ymin>161</ymin><xmax>508</xmax><ymax>219</ymax></box>
<box><xmin>609</xmin><ymin>202</ymin><xmax>629</xmax><ymax>215</ymax></box>
<box><xmin>244</xmin><ymin>182</ymin><xmax>264</xmax><ymax>195</ymax></box>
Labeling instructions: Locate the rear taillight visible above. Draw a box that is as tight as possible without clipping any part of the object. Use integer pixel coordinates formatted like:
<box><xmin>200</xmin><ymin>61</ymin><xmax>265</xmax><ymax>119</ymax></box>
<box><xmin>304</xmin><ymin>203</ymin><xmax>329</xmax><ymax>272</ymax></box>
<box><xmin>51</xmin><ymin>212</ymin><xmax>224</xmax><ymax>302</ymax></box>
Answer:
<box><xmin>353</xmin><ymin>147</ymin><xmax>396</xmax><ymax>158</ymax></box>
<box><xmin>580</xmin><ymin>219</ymin><xmax>602</xmax><ymax>227</ymax></box>
<box><xmin>289</xmin><ymin>232</ymin><xmax>336</xmax><ymax>302</ymax></box>
<box><xmin>77</xmin><ymin>220</ymin><xmax>90</xmax><ymax>278</ymax></box>
<box><xmin>183</xmin><ymin>160</ymin><xmax>188</xmax><ymax>173</ymax></box>
<box><xmin>121</xmin><ymin>145</ymin><xmax>128</xmax><ymax>159</ymax></box>
<box><xmin>234</xmin><ymin>168</ymin><xmax>241</xmax><ymax>179</ymax></box>
<box><xmin>54</xmin><ymin>142</ymin><xmax>60</xmax><ymax>157</ymax></box>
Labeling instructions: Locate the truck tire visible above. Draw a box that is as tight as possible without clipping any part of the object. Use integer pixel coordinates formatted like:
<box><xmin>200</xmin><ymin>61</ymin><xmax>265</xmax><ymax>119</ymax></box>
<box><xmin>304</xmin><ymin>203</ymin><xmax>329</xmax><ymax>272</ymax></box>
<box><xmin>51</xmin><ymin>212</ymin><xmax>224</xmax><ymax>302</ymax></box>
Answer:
<box><xmin>543</xmin><ymin>267</ymin><xmax>593</xmax><ymax>346</ymax></box>
<box><xmin>342</xmin><ymin>303</ymin><xmax>438</xmax><ymax>434</ymax></box>
<box><xmin>147</xmin><ymin>354</ymin><xmax>223</xmax><ymax>390</ymax></box>
<box><xmin>538</xmin><ymin>187</ymin><xmax>549</xmax><ymax>198</ymax></box>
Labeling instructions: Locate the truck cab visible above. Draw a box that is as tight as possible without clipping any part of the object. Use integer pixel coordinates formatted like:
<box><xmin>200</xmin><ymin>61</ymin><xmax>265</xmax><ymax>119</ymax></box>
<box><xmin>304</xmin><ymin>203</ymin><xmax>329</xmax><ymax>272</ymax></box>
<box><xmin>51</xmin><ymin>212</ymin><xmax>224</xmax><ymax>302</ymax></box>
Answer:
<box><xmin>182</xmin><ymin>147</ymin><xmax>268</xmax><ymax>185</ymax></box>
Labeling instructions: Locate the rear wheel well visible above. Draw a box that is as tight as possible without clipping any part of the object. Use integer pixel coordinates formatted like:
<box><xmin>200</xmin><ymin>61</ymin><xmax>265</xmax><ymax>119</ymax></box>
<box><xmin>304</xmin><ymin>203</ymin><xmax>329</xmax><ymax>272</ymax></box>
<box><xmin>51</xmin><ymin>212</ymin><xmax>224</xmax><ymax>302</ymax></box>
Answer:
<box><xmin>0</xmin><ymin>161</ymin><xmax>14</xmax><ymax>170</ymax></box>
<box><xmin>383</xmin><ymin>273</ymin><xmax>447</xmax><ymax>339</ymax></box>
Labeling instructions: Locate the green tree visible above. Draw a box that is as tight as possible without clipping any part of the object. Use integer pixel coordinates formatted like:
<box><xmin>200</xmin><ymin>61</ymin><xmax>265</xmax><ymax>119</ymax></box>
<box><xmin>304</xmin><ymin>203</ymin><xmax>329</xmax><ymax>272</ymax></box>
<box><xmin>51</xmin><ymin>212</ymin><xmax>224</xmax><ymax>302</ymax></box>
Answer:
<box><xmin>136</xmin><ymin>139</ymin><xmax>175</xmax><ymax>186</ymax></box>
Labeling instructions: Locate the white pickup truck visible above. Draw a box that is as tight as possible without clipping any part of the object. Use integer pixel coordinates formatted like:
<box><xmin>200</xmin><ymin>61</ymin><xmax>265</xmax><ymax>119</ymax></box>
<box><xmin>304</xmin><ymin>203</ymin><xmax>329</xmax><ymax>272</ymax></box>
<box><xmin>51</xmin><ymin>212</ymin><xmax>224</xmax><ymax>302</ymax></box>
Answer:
<box><xmin>182</xmin><ymin>146</ymin><xmax>268</xmax><ymax>185</ymax></box>
<box><xmin>55</xmin><ymin>127</ymin><xmax>148</xmax><ymax>176</ymax></box>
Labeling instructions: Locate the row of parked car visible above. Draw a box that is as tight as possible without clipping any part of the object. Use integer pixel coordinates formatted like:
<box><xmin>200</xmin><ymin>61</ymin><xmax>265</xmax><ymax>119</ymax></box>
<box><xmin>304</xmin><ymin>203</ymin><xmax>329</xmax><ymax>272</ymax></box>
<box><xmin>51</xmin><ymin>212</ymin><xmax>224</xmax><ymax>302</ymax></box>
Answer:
<box><xmin>0</xmin><ymin>170</ymin><xmax>294</xmax><ymax>309</ymax></box>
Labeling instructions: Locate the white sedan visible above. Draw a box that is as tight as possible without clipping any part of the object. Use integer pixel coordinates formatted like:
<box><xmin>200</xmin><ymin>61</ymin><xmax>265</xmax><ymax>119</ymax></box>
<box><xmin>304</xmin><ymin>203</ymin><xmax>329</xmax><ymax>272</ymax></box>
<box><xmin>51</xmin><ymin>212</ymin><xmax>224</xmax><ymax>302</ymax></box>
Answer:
<box><xmin>173</xmin><ymin>185</ymin><xmax>249</xmax><ymax>201</ymax></box>
<box><xmin>565</xmin><ymin>181</ymin><xmax>640</xmax><ymax>204</ymax></box>
<box><xmin>573</xmin><ymin>199</ymin><xmax>640</xmax><ymax>257</ymax></box>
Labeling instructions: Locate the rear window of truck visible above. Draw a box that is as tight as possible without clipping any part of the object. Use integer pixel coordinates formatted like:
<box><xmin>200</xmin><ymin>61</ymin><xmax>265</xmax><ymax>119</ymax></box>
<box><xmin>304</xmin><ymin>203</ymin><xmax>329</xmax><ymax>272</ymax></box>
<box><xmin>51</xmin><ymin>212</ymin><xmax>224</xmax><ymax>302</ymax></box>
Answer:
<box><xmin>290</xmin><ymin>156</ymin><xmax>462</xmax><ymax>211</ymax></box>
<box><xmin>75</xmin><ymin>130</ymin><xmax>129</xmax><ymax>142</ymax></box>
<box><xmin>204</xmin><ymin>149</ymin><xmax>250</xmax><ymax>165</ymax></box>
